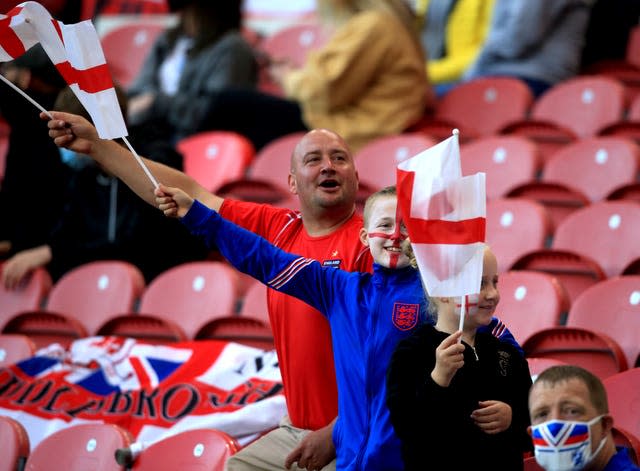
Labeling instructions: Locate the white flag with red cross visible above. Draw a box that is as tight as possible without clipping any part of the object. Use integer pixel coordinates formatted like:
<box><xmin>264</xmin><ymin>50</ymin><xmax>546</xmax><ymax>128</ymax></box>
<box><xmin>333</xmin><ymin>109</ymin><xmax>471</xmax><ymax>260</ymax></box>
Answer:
<box><xmin>0</xmin><ymin>1</ymin><xmax>127</xmax><ymax>139</ymax></box>
<box><xmin>396</xmin><ymin>131</ymin><xmax>486</xmax><ymax>299</ymax></box>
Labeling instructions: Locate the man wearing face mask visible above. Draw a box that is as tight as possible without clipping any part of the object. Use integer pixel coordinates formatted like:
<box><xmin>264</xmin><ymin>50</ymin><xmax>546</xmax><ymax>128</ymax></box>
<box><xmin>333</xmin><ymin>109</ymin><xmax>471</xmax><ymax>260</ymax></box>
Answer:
<box><xmin>528</xmin><ymin>365</ymin><xmax>639</xmax><ymax>471</ymax></box>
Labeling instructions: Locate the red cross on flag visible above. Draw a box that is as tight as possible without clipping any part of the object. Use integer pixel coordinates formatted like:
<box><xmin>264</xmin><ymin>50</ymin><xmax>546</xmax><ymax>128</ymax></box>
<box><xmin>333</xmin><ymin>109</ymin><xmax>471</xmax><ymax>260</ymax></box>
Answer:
<box><xmin>0</xmin><ymin>1</ymin><xmax>127</xmax><ymax>139</ymax></box>
<box><xmin>397</xmin><ymin>131</ymin><xmax>486</xmax><ymax>298</ymax></box>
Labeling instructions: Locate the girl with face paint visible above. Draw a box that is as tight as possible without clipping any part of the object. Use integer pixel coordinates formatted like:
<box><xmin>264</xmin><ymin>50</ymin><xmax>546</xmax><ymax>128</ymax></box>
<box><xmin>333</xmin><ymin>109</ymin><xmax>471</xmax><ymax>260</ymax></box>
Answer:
<box><xmin>386</xmin><ymin>246</ymin><xmax>534</xmax><ymax>471</ymax></box>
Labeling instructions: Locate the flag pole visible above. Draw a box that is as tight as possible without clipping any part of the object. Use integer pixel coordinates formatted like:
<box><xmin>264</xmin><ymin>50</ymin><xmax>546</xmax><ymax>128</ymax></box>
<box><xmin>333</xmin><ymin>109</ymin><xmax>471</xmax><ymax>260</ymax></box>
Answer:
<box><xmin>122</xmin><ymin>136</ymin><xmax>160</xmax><ymax>189</ymax></box>
<box><xmin>458</xmin><ymin>296</ymin><xmax>466</xmax><ymax>341</ymax></box>
<box><xmin>0</xmin><ymin>74</ymin><xmax>53</xmax><ymax>119</ymax></box>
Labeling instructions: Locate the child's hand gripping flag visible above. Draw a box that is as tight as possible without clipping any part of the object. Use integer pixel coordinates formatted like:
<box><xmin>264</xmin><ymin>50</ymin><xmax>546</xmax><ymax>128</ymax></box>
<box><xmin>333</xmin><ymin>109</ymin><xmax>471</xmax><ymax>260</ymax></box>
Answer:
<box><xmin>0</xmin><ymin>1</ymin><xmax>126</xmax><ymax>139</ymax></box>
<box><xmin>397</xmin><ymin>130</ymin><xmax>486</xmax><ymax>327</ymax></box>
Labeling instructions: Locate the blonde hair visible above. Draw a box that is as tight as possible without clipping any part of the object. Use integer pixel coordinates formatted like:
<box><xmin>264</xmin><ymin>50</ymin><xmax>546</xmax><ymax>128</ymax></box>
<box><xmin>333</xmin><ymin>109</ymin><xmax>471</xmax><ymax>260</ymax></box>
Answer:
<box><xmin>362</xmin><ymin>185</ymin><xmax>397</xmax><ymax>227</ymax></box>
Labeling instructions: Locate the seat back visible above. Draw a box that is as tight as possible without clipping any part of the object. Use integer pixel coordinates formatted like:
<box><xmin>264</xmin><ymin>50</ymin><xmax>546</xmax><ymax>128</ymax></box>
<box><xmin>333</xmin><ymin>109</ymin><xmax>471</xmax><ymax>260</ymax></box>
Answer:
<box><xmin>522</xmin><ymin>326</ymin><xmax>628</xmax><ymax>379</ymax></box>
<box><xmin>461</xmin><ymin>136</ymin><xmax>540</xmax><ymax>200</ymax></box>
<box><xmin>26</xmin><ymin>423</ymin><xmax>132</xmax><ymax>471</ymax></box>
<box><xmin>566</xmin><ymin>276</ymin><xmax>640</xmax><ymax>368</ymax></box>
<box><xmin>552</xmin><ymin>201</ymin><xmax>640</xmax><ymax>278</ymax></box>
<box><xmin>612</xmin><ymin>426</ymin><xmax>640</xmax><ymax>465</ymax></box>
<box><xmin>259</xmin><ymin>23</ymin><xmax>329</xmax><ymax>67</ymax></box>
<box><xmin>132</xmin><ymin>428</ymin><xmax>239</xmax><ymax>470</ymax></box>
<box><xmin>486</xmin><ymin>198</ymin><xmax>553</xmax><ymax>273</ymax></box>
<box><xmin>542</xmin><ymin>137</ymin><xmax>640</xmax><ymax>202</ymax></box>
<box><xmin>239</xmin><ymin>281</ymin><xmax>270</xmax><ymax>327</ymax></box>
<box><xmin>527</xmin><ymin>357</ymin><xmax>567</xmax><ymax>381</ymax></box>
<box><xmin>0</xmin><ymin>266</ymin><xmax>51</xmax><ymax>324</ymax></box>
<box><xmin>178</xmin><ymin>131</ymin><xmax>255</xmax><ymax>193</ymax></box>
<box><xmin>101</xmin><ymin>23</ymin><xmax>165</xmax><ymax>88</ymax></box>
<box><xmin>138</xmin><ymin>262</ymin><xmax>241</xmax><ymax>339</ymax></box>
<box><xmin>195</xmin><ymin>316</ymin><xmax>274</xmax><ymax>351</ymax></box>
<box><xmin>0</xmin><ymin>415</ymin><xmax>30</xmax><ymax>471</ymax></box>
<box><xmin>603</xmin><ymin>368</ymin><xmax>640</xmax><ymax>440</ymax></box>
<box><xmin>496</xmin><ymin>271</ymin><xmax>568</xmax><ymax>345</ymax></box>
<box><xmin>0</xmin><ymin>333</ymin><xmax>36</xmax><ymax>367</ymax></box>
<box><xmin>436</xmin><ymin>77</ymin><xmax>534</xmax><ymax>136</ymax></box>
<box><xmin>532</xmin><ymin>76</ymin><xmax>626</xmax><ymax>138</ymax></box>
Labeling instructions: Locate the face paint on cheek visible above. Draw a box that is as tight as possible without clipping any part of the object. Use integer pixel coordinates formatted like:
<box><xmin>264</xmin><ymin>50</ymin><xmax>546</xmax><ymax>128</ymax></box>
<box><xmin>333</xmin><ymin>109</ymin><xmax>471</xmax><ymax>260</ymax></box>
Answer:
<box><xmin>367</xmin><ymin>232</ymin><xmax>401</xmax><ymax>268</ymax></box>
<box><xmin>454</xmin><ymin>294</ymin><xmax>480</xmax><ymax>316</ymax></box>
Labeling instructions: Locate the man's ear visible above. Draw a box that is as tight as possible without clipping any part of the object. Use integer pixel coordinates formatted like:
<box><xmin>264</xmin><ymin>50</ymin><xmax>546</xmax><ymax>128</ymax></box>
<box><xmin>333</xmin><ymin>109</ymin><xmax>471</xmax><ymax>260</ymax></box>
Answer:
<box><xmin>359</xmin><ymin>227</ymin><xmax>369</xmax><ymax>247</ymax></box>
<box><xmin>601</xmin><ymin>414</ymin><xmax>614</xmax><ymax>436</ymax></box>
<box><xmin>288</xmin><ymin>173</ymin><xmax>297</xmax><ymax>195</ymax></box>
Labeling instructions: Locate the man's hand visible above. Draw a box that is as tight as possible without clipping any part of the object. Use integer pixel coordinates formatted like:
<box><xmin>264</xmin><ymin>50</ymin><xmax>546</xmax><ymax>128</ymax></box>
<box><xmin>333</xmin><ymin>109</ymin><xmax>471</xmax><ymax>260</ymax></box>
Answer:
<box><xmin>471</xmin><ymin>400</ymin><xmax>512</xmax><ymax>435</ymax></box>
<box><xmin>42</xmin><ymin>110</ymin><xmax>99</xmax><ymax>155</ymax></box>
<box><xmin>2</xmin><ymin>245</ymin><xmax>52</xmax><ymax>290</ymax></box>
<box><xmin>285</xmin><ymin>422</ymin><xmax>336</xmax><ymax>471</ymax></box>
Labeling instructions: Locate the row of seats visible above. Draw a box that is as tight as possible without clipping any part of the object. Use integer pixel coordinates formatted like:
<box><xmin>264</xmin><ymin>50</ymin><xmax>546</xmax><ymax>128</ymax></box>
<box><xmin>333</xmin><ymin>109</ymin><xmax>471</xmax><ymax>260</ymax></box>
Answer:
<box><xmin>0</xmin><ymin>417</ymin><xmax>239</xmax><ymax>471</ymax></box>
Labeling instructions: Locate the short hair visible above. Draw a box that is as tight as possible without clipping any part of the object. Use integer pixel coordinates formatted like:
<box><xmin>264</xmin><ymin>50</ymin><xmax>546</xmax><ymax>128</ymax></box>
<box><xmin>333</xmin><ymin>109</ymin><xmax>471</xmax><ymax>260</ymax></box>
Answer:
<box><xmin>533</xmin><ymin>365</ymin><xmax>609</xmax><ymax>414</ymax></box>
<box><xmin>363</xmin><ymin>185</ymin><xmax>397</xmax><ymax>227</ymax></box>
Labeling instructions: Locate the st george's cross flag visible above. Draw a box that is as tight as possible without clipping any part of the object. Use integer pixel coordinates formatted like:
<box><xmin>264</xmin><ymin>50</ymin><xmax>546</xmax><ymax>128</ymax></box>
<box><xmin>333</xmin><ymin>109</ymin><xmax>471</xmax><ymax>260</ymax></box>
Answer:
<box><xmin>0</xmin><ymin>1</ymin><xmax>127</xmax><ymax>139</ymax></box>
<box><xmin>397</xmin><ymin>131</ymin><xmax>486</xmax><ymax>297</ymax></box>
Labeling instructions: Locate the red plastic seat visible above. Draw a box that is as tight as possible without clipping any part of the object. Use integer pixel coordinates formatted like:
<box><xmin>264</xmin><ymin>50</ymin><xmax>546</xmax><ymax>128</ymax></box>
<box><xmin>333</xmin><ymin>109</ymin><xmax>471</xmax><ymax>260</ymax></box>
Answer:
<box><xmin>599</xmin><ymin>94</ymin><xmax>640</xmax><ymax>144</ymax></box>
<box><xmin>566</xmin><ymin>276</ymin><xmax>640</xmax><ymax>368</ymax></box>
<box><xmin>100</xmin><ymin>262</ymin><xmax>241</xmax><ymax>341</ymax></box>
<box><xmin>0</xmin><ymin>333</ymin><xmax>36</xmax><ymax>367</ymax></box>
<box><xmin>177</xmin><ymin>131</ymin><xmax>255</xmax><ymax>193</ymax></box>
<box><xmin>217</xmin><ymin>132</ymin><xmax>306</xmax><ymax>204</ymax></box>
<box><xmin>541</xmin><ymin>137</ymin><xmax>640</xmax><ymax>203</ymax></box>
<box><xmin>461</xmin><ymin>136</ymin><xmax>540</xmax><ymax>200</ymax></box>
<box><xmin>0</xmin><ymin>415</ymin><xmax>30</xmax><ymax>471</ymax></box>
<box><xmin>196</xmin><ymin>316</ymin><xmax>274</xmax><ymax>351</ymax></box>
<box><xmin>523</xmin><ymin>456</ymin><xmax>545</xmax><ymax>471</ymax></box>
<box><xmin>486</xmin><ymin>198</ymin><xmax>553</xmax><ymax>273</ymax></box>
<box><xmin>354</xmin><ymin>133</ymin><xmax>436</xmax><ymax>197</ymax></box>
<box><xmin>612</xmin><ymin>427</ymin><xmax>640</xmax><ymax>465</ymax></box>
<box><xmin>416</xmin><ymin>77</ymin><xmax>533</xmax><ymax>140</ymax></box>
<box><xmin>25</xmin><ymin>423</ymin><xmax>133</xmax><ymax>471</ymax></box>
<box><xmin>603</xmin><ymin>368</ymin><xmax>640</xmax><ymax>440</ymax></box>
<box><xmin>496</xmin><ymin>271</ymin><xmax>569</xmax><ymax>345</ymax></box>
<box><xmin>132</xmin><ymin>429</ymin><xmax>239</xmax><ymax>470</ymax></box>
<box><xmin>522</xmin><ymin>326</ymin><xmax>628</xmax><ymax>380</ymax></box>
<box><xmin>0</xmin><ymin>265</ymin><xmax>52</xmax><ymax>327</ymax></box>
<box><xmin>2</xmin><ymin>261</ymin><xmax>145</xmax><ymax>348</ymax></box>
<box><xmin>552</xmin><ymin>201</ymin><xmax>640</xmax><ymax>278</ymax></box>
<box><xmin>101</xmin><ymin>22</ymin><xmax>165</xmax><ymax>88</ymax></box>
<box><xmin>239</xmin><ymin>281</ymin><xmax>271</xmax><ymax>327</ymax></box>
<box><xmin>526</xmin><ymin>357</ymin><xmax>567</xmax><ymax>380</ymax></box>
<box><xmin>0</xmin><ymin>134</ymin><xmax>8</xmax><ymax>184</ymax></box>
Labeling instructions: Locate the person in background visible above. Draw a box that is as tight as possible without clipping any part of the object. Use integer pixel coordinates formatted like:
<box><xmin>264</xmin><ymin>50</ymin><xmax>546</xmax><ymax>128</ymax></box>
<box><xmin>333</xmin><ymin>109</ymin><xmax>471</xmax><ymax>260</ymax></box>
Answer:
<box><xmin>463</xmin><ymin>0</ymin><xmax>595</xmax><ymax>98</ymax></box>
<box><xmin>416</xmin><ymin>0</ymin><xmax>495</xmax><ymax>96</ymax></box>
<box><xmin>386</xmin><ymin>245</ymin><xmax>532</xmax><ymax>470</ymax></box>
<box><xmin>127</xmin><ymin>0</ymin><xmax>257</xmax><ymax>144</ymax></box>
<box><xmin>528</xmin><ymin>365</ymin><xmax>640</xmax><ymax>471</ymax></box>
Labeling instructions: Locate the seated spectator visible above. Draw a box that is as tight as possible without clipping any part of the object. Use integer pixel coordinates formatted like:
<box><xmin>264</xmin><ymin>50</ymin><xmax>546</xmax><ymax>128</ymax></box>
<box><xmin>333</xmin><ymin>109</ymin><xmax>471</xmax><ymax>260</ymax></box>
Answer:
<box><xmin>463</xmin><ymin>0</ymin><xmax>595</xmax><ymax>97</ymax></box>
<box><xmin>528</xmin><ymin>365</ymin><xmax>640</xmax><ymax>471</ymax></box>
<box><xmin>201</xmin><ymin>0</ymin><xmax>434</xmax><ymax>152</ymax></box>
<box><xmin>127</xmin><ymin>0</ymin><xmax>258</xmax><ymax>144</ymax></box>
<box><xmin>386</xmin><ymin>245</ymin><xmax>533</xmax><ymax>471</ymax></box>
<box><xmin>416</xmin><ymin>0</ymin><xmax>495</xmax><ymax>96</ymax></box>
<box><xmin>1</xmin><ymin>86</ymin><xmax>207</xmax><ymax>289</ymax></box>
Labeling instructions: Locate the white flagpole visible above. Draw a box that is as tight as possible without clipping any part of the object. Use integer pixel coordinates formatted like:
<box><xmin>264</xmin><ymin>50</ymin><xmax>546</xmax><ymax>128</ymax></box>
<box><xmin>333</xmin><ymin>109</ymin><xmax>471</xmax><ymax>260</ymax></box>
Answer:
<box><xmin>458</xmin><ymin>296</ymin><xmax>466</xmax><ymax>341</ymax></box>
<box><xmin>0</xmin><ymin>74</ymin><xmax>53</xmax><ymax>119</ymax></box>
<box><xmin>122</xmin><ymin>136</ymin><xmax>159</xmax><ymax>189</ymax></box>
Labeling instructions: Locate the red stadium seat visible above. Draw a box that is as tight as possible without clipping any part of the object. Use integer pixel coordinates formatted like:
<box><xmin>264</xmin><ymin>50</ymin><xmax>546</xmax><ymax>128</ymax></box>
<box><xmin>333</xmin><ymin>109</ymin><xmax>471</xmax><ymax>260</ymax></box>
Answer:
<box><xmin>603</xmin><ymin>368</ymin><xmax>640</xmax><ymax>440</ymax></box>
<box><xmin>132</xmin><ymin>429</ymin><xmax>239</xmax><ymax>470</ymax></box>
<box><xmin>0</xmin><ymin>134</ymin><xmax>8</xmax><ymax>184</ymax></box>
<box><xmin>259</xmin><ymin>23</ymin><xmax>329</xmax><ymax>68</ymax></box>
<box><xmin>496</xmin><ymin>271</ymin><xmax>569</xmax><ymax>345</ymax></box>
<box><xmin>2</xmin><ymin>261</ymin><xmax>145</xmax><ymax>348</ymax></box>
<box><xmin>612</xmin><ymin>427</ymin><xmax>640</xmax><ymax>465</ymax></box>
<box><xmin>566</xmin><ymin>276</ymin><xmax>640</xmax><ymax>368</ymax></box>
<box><xmin>0</xmin><ymin>415</ymin><xmax>30</xmax><ymax>471</ymax></box>
<box><xmin>599</xmin><ymin>94</ymin><xmax>640</xmax><ymax>145</ymax></box>
<box><xmin>196</xmin><ymin>316</ymin><xmax>274</xmax><ymax>351</ymax></box>
<box><xmin>0</xmin><ymin>333</ymin><xmax>36</xmax><ymax>367</ymax></box>
<box><xmin>0</xmin><ymin>265</ymin><xmax>52</xmax><ymax>326</ymax></box>
<box><xmin>177</xmin><ymin>131</ymin><xmax>255</xmax><ymax>193</ymax></box>
<box><xmin>524</xmin><ymin>456</ymin><xmax>545</xmax><ymax>471</ymax></box>
<box><xmin>25</xmin><ymin>423</ymin><xmax>132</xmax><ymax>471</ymax></box>
<box><xmin>461</xmin><ymin>136</ymin><xmax>541</xmax><ymax>200</ymax></box>
<box><xmin>526</xmin><ymin>357</ymin><xmax>567</xmax><ymax>380</ymax></box>
<box><xmin>239</xmin><ymin>281</ymin><xmax>271</xmax><ymax>327</ymax></box>
<box><xmin>486</xmin><ymin>198</ymin><xmax>553</xmax><ymax>273</ymax></box>
<box><xmin>522</xmin><ymin>326</ymin><xmax>628</xmax><ymax>380</ymax></box>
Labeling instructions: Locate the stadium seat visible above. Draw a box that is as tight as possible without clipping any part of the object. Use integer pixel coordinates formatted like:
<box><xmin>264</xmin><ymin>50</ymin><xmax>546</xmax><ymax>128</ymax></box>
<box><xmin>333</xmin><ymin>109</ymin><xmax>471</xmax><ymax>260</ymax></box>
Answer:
<box><xmin>461</xmin><ymin>136</ymin><xmax>541</xmax><ymax>200</ymax></box>
<box><xmin>599</xmin><ymin>95</ymin><xmax>640</xmax><ymax>145</ymax></box>
<box><xmin>522</xmin><ymin>326</ymin><xmax>628</xmax><ymax>379</ymax></box>
<box><xmin>486</xmin><ymin>198</ymin><xmax>553</xmax><ymax>273</ymax></box>
<box><xmin>101</xmin><ymin>22</ymin><xmax>165</xmax><ymax>88</ymax></box>
<box><xmin>541</xmin><ymin>137</ymin><xmax>640</xmax><ymax>203</ymax></box>
<box><xmin>239</xmin><ymin>281</ymin><xmax>271</xmax><ymax>327</ymax></box>
<box><xmin>603</xmin><ymin>368</ymin><xmax>640</xmax><ymax>441</ymax></box>
<box><xmin>552</xmin><ymin>201</ymin><xmax>640</xmax><ymax>278</ymax></box>
<box><xmin>0</xmin><ymin>415</ymin><xmax>30</xmax><ymax>471</ymax></box>
<box><xmin>0</xmin><ymin>333</ymin><xmax>36</xmax><ymax>367</ymax></box>
<box><xmin>496</xmin><ymin>271</ymin><xmax>569</xmax><ymax>345</ymax></box>
<box><xmin>2</xmin><ymin>261</ymin><xmax>145</xmax><ymax>348</ymax></box>
<box><xmin>415</xmin><ymin>77</ymin><xmax>533</xmax><ymax>141</ymax></box>
<box><xmin>25</xmin><ymin>423</ymin><xmax>132</xmax><ymax>471</ymax></box>
<box><xmin>503</xmin><ymin>76</ymin><xmax>627</xmax><ymax>164</ymax></box>
<box><xmin>99</xmin><ymin>262</ymin><xmax>241</xmax><ymax>341</ymax></box>
<box><xmin>612</xmin><ymin>427</ymin><xmax>640</xmax><ymax>465</ymax></box>
<box><xmin>132</xmin><ymin>428</ymin><xmax>239</xmax><ymax>470</ymax></box>
<box><xmin>0</xmin><ymin>134</ymin><xmax>8</xmax><ymax>184</ymax></box>
<box><xmin>511</xmin><ymin>249</ymin><xmax>606</xmax><ymax>307</ymax></box>
<box><xmin>523</xmin><ymin>456</ymin><xmax>545</xmax><ymax>471</ymax></box>
<box><xmin>566</xmin><ymin>276</ymin><xmax>640</xmax><ymax>368</ymax></box>
<box><xmin>526</xmin><ymin>357</ymin><xmax>567</xmax><ymax>381</ymax></box>
<box><xmin>0</xmin><ymin>265</ymin><xmax>52</xmax><ymax>326</ymax></box>
<box><xmin>196</xmin><ymin>316</ymin><xmax>274</xmax><ymax>351</ymax></box>
<box><xmin>217</xmin><ymin>132</ymin><xmax>306</xmax><ymax>204</ymax></box>
<box><xmin>354</xmin><ymin>133</ymin><xmax>436</xmax><ymax>197</ymax></box>
<box><xmin>177</xmin><ymin>131</ymin><xmax>255</xmax><ymax>193</ymax></box>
